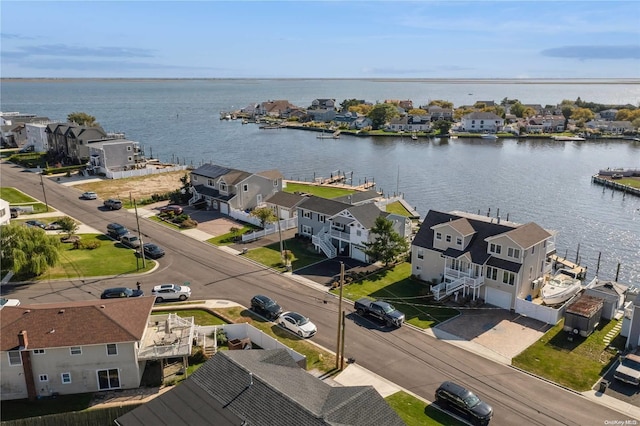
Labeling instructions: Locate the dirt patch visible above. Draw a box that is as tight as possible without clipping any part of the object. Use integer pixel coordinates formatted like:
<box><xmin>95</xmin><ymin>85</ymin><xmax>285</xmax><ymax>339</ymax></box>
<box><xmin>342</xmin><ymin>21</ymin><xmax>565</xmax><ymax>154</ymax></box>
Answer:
<box><xmin>73</xmin><ymin>170</ymin><xmax>187</xmax><ymax>200</ymax></box>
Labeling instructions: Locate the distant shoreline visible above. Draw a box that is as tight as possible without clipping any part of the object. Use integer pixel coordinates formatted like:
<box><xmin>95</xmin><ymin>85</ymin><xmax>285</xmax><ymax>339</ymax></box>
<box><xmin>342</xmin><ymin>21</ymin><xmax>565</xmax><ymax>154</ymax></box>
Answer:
<box><xmin>1</xmin><ymin>77</ymin><xmax>639</xmax><ymax>85</ymax></box>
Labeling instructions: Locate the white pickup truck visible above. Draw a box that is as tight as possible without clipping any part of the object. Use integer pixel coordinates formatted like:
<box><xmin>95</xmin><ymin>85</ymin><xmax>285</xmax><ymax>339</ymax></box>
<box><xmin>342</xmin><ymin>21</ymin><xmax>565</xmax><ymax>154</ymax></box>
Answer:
<box><xmin>614</xmin><ymin>350</ymin><xmax>640</xmax><ymax>386</ymax></box>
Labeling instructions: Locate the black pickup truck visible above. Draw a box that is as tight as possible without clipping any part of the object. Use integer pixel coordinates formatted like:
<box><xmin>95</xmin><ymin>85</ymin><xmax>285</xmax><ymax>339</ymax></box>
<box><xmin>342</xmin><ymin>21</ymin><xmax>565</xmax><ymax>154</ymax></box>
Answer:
<box><xmin>354</xmin><ymin>297</ymin><xmax>405</xmax><ymax>328</ymax></box>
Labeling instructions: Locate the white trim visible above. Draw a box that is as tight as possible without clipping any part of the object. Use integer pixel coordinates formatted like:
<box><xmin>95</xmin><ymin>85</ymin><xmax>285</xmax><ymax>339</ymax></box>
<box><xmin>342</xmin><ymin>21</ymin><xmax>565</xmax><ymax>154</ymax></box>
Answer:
<box><xmin>61</xmin><ymin>372</ymin><xmax>72</xmax><ymax>384</ymax></box>
<box><xmin>106</xmin><ymin>343</ymin><xmax>118</xmax><ymax>356</ymax></box>
<box><xmin>8</xmin><ymin>351</ymin><xmax>21</xmax><ymax>366</ymax></box>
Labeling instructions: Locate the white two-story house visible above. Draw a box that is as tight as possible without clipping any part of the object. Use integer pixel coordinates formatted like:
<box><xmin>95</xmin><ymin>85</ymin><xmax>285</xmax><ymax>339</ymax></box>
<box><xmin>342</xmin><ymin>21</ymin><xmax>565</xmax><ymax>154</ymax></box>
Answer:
<box><xmin>411</xmin><ymin>210</ymin><xmax>555</xmax><ymax>311</ymax></box>
<box><xmin>298</xmin><ymin>196</ymin><xmax>412</xmax><ymax>262</ymax></box>
<box><xmin>461</xmin><ymin>112</ymin><xmax>504</xmax><ymax>133</ymax></box>
<box><xmin>1</xmin><ymin>297</ymin><xmax>156</xmax><ymax>401</ymax></box>
<box><xmin>189</xmin><ymin>163</ymin><xmax>283</xmax><ymax>215</ymax></box>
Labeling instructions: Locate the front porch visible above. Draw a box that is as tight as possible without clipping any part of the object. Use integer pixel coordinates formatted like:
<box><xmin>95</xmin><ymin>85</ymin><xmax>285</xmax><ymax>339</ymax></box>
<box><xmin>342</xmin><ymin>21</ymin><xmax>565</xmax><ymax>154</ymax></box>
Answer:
<box><xmin>431</xmin><ymin>266</ymin><xmax>485</xmax><ymax>301</ymax></box>
<box><xmin>138</xmin><ymin>313</ymin><xmax>198</xmax><ymax>361</ymax></box>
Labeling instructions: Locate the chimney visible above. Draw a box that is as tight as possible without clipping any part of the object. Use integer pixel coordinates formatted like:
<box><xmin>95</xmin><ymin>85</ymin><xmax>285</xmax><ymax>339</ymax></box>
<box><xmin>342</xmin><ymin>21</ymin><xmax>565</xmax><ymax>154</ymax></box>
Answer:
<box><xmin>18</xmin><ymin>330</ymin><xmax>28</xmax><ymax>349</ymax></box>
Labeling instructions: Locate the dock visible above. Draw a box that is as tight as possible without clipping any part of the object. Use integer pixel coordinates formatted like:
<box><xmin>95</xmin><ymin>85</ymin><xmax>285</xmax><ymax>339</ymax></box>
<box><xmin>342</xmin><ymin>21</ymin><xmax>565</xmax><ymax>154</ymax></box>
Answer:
<box><xmin>549</xmin><ymin>255</ymin><xmax>587</xmax><ymax>280</ymax></box>
<box><xmin>591</xmin><ymin>169</ymin><xmax>640</xmax><ymax>197</ymax></box>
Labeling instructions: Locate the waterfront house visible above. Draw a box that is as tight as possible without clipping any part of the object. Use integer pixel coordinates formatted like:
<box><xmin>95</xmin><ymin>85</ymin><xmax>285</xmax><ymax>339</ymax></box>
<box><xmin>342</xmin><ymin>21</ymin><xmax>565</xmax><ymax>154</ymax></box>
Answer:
<box><xmin>311</xmin><ymin>98</ymin><xmax>336</xmax><ymax>110</ymax></box>
<box><xmin>189</xmin><ymin>163</ymin><xmax>283</xmax><ymax>216</ymax></box>
<box><xmin>258</xmin><ymin>100</ymin><xmax>301</xmax><ymax>118</ymax></box>
<box><xmin>0</xmin><ymin>297</ymin><xmax>159</xmax><ymax>401</ymax></box>
<box><xmin>411</xmin><ymin>210</ymin><xmax>555</xmax><ymax>311</ymax></box>
<box><xmin>87</xmin><ymin>138</ymin><xmax>145</xmax><ymax>175</ymax></box>
<box><xmin>427</xmin><ymin>106</ymin><xmax>454</xmax><ymax>121</ymax></box>
<box><xmin>387</xmin><ymin>115</ymin><xmax>432</xmax><ymax>132</ymax></box>
<box><xmin>239</xmin><ymin>103</ymin><xmax>260</xmax><ymax>118</ymax></box>
<box><xmin>264</xmin><ymin>191</ymin><xmax>308</xmax><ymax>220</ymax></box>
<box><xmin>298</xmin><ymin>196</ymin><xmax>411</xmax><ymax>262</ymax></box>
<box><xmin>586</xmin><ymin>120</ymin><xmax>634</xmax><ymax>135</ymax></box>
<box><xmin>598</xmin><ymin>109</ymin><xmax>618</xmax><ymax>120</ymax></box>
<box><xmin>116</xmin><ymin>349</ymin><xmax>404</xmax><ymax>426</ymax></box>
<box><xmin>623</xmin><ymin>293</ymin><xmax>640</xmax><ymax>350</ymax></box>
<box><xmin>25</xmin><ymin>121</ymin><xmax>53</xmax><ymax>152</ymax></box>
<box><xmin>461</xmin><ymin>112</ymin><xmax>504</xmax><ymax>133</ymax></box>
<box><xmin>307</xmin><ymin>108</ymin><xmax>336</xmax><ymax>122</ymax></box>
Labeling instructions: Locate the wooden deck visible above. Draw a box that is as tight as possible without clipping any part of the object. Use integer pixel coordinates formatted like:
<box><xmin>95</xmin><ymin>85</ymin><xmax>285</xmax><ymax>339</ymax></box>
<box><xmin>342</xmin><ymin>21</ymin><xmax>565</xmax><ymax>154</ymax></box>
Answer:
<box><xmin>549</xmin><ymin>255</ymin><xmax>587</xmax><ymax>279</ymax></box>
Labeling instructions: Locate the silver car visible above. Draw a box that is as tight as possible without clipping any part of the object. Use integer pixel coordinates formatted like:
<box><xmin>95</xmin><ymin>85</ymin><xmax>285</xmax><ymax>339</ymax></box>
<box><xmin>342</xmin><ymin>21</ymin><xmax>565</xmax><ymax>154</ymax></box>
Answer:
<box><xmin>151</xmin><ymin>284</ymin><xmax>191</xmax><ymax>302</ymax></box>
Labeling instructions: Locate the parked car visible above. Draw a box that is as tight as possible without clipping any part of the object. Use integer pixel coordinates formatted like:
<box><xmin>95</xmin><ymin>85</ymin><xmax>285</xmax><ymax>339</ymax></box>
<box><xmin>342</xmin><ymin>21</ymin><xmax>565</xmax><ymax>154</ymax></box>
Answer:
<box><xmin>160</xmin><ymin>204</ymin><xmax>183</xmax><ymax>215</ymax></box>
<box><xmin>106</xmin><ymin>223</ymin><xmax>128</xmax><ymax>240</ymax></box>
<box><xmin>277</xmin><ymin>311</ymin><xmax>317</xmax><ymax>338</ymax></box>
<box><xmin>142</xmin><ymin>243</ymin><xmax>165</xmax><ymax>259</ymax></box>
<box><xmin>45</xmin><ymin>221</ymin><xmax>64</xmax><ymax>230</ymax></box>
<box><xmin>250</xmin><ymin>294</ymin><xmax>283</xmax><ymax>320</ymax></box>
<box><xmin>81</xmin><ymin>191</ymin><xmax>98</xmax><ymax>200</ymax></box>
<box><xmin>104</xmin><ymin>198</ymin><xmax>123</xmax><ymax>210</ymax></box>
<box><xmin>25</xmin><ymin>220</ymin><xmax>46</xmax><ymax>229</ymax></box>
<box><xmin>100</xmin><ymin>287</ymin><xmax>144</xmax><ymax>299</ymax></box>
<box><xmin>614</xmin><ymin>349</ymin><xmax>640</xmax><ymax>386</ymax></box>
<box><xmin>152</xmin><ymin>284</ymin><xmax>191</xmax><ymax>302</ymax></box>
<box><xmin>10</xmin><ymin>207</ymin><xmax>20</xmax><ymax>218</ymax></box>
<box><xmin>120</xmin><ymin>233</ymin><xmax>141</xmax><ymax>249</ymax></box>
<box><xmin>354</xmin><ymin>297</ymin><xmax>405</xmax><ymax>328</ymax></box>
<box><xmin>0</xmin><ymin>298</ymin><xmax>21</xmax><ymax>309</ymax></box>
<box><xmin>435</xmin><ymin>381</ymin><xmax>493</xmax><ymax>426</ymax></box>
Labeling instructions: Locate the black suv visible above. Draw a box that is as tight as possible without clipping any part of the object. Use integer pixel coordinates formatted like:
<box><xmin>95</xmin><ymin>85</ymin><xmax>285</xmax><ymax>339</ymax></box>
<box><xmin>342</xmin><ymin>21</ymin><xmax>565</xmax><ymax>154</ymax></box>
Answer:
<box><xmin>100</xmin><ymin>287</ymin><xmax>143</xmax><ymax>299</ymax></box>
<box><xmin>435</xmin><ymin>381</ymin><xmax>493</xmax><ymax>426</ymax></box>
<box><xmin>106</xmin><ymin>223</ymin><xmax>129</xmax><ymax>240</ymax></box>
<box><xmin>250</xmin><ymin>294</ymin><xmax>283</xmax><ymax>320</ymax></box>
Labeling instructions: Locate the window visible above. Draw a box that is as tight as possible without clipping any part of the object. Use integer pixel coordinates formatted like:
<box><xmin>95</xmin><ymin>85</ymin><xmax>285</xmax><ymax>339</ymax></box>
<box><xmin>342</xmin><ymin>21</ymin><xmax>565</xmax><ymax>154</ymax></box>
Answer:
<box><xmin>273</xmin><ymin>180</ymin><xmax>278</xmax><ymax>187</ymax></box>
<box><xmin>318</xmin><ymin>215</ymin><xmax>326</xmax><ymax>223</ymax></box>
<box><xmin>207</xmin><ymin>178</ymin><xmax>213</xmax><ymax>186</ymax></box>
<box><xmin>301</xmin><ymin>225</ymin><xmax>312</xmax><ymax>235</ymax></box>
<box><xmin>531</xmin><ymin>246</ymin><xmax>535</xmax><ymax>254</ymax></box>
<box><xmin>39</xmin><ymin>374</ymin><xmax>48</xmax><ymax>382</ymax></box>
<box><xmin>219</xmin><ymin>183</ymin><xmax>227</xmax><ymax>192</ymax></box>
<box><xmin>243</xmin><ymin>184</ymin><xmax>248</xmax><ymax>192</ymax></box>
<box><xmin>8</xmin><ymin>351</ymin><xmax>21</xmax><ymax>366</ymax></box>
<box><xmin>507</xmin><ymin>248</ymin><xmax>520</xmax><ymax>259</ymax></box>
<box><xmin>417</xmin><ymin>248</ymin><xmax>424</xmax><ymax>260</ymax></box>
<box><xmin>446</xmin><ymin>235</ymin><xmax>451</xmax><ymax>243</ymax></box>
<box><xmin>33</xmin><ymin>349</ymin><xmax>45</xmax><ymax>355</ymax></box>
<box><xmin>356</xmin><ymin>230</ymin><xmax>362</xmax><ymax>237</ymax></box>
<box><xmin>61</xmin><ymin>373</ymin><xmax>72</xmax><ymax>384</ymax></box>
<box><xmin>456</xmin><ymin>237</ymin><xmax>462</xmax><ymax>246</ymax></box>
<box><xmin>127</xmin><ymin>156</ymin><xmax>132</xmax><ymax>162</ymax></box>
<box><xmin>97</xmin><ymin>369</ymin><xmax>120</xmax><ymax>390</ymax></box>
<box><xmin>106</xmin><ymin>344</ymin><xmax>117</xmax><ymax>356</ymax></box>
<box><xmin>436</xmin><ymin>232</ymin><xmax>442</xmax><ymax>240</ymax></box>
<box><xmin>502</xmin><ymin>271</ymin><xmax>516</xmax><ymax>286</ymax></box>
<box><xmin>127</xmin><ymin>146</ymin><xmax>132</xmax><ymax>151</ymax></box>
<box><xmin>70</xmin><ymin>346</ymin><xmax>82</xmax><ymax>356</ymax></box>
<box><xmin>302</xmin><ymin>210</ymin><xmax>311</xmax><ymax>219</ymax></box>
<box><xmin>486</xmin><ymin>267</ymin><xmax>498</xmax><ymax>280</ymax></box>
<box><xmin>489</xmin><ymin>243</ymin><xmax>502</xmax><ymax>254</ymax></box>
<box><xmin>193</xmin><ymin>175</ymin><xmax>198</xmax><ymax>182</ymax></box>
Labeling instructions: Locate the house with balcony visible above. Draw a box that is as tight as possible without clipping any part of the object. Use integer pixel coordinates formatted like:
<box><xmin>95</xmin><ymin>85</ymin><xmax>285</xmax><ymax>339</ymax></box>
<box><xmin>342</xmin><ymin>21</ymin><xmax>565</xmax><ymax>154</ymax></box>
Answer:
<box><xmin>87</xmin><ymin>138</ymin><xmax>145</xmax><ymax>175</ymax></box>
<box><xmin>411</xmin><ymin>210</ymin><xmax>555</xmax><ymax>311</ymax></box>
<box><xmin>427</xmin><ymin>106</ymin><xmax>453</xmax><ymax>121</ymax></box>
<box><xmin>297</xmin><ymin>196</ymin><xmax>411</xmax><ymax>262</ymax></box>
<box><xmin>189</xmin><ymin>163</ymin><xmax>283</xmax><ymax>216</ymax></box>
<box><xmin>387</xmin><ymin>115</ymin><xmax>432</xmax><ymax>132</ymax></box>
<box><xmin>0</xmin><ymin>297</ymin><xmax>199</xmax><ymax>401</ymax></box>
<box><xmin>461</xmin><ymin>112</ymin><xmax>504</xmax><ymax>133</ymax></box>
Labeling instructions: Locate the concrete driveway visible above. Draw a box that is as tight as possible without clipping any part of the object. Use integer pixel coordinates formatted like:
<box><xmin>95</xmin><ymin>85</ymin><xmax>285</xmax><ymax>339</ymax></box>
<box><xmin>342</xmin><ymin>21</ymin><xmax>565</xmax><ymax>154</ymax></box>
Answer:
<box><xmin>434</xmin><ymin>308</ymin><xmax>553</xmax><ymax>361</ymax></box>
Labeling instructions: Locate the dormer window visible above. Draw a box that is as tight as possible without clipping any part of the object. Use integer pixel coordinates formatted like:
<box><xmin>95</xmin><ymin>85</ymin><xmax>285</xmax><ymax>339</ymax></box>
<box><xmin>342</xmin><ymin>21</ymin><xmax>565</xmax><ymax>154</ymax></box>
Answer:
<box><xmin>220</xmin><ymin>183</ymin><xmax>227</xmax><ymax>192</ymax></box>
<box><xmin>489</xmin><ymin>243</ymin><xmax>502</xmax><ymax>254</ymax></box>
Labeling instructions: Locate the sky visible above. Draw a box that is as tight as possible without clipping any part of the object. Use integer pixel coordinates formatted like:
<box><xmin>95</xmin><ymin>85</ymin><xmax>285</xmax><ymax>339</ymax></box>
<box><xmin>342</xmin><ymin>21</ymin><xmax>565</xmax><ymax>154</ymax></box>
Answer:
<box><xmin>1</xmin><ymin>1</ymin><xmax>639</xmax><ymax>79</ymax></box>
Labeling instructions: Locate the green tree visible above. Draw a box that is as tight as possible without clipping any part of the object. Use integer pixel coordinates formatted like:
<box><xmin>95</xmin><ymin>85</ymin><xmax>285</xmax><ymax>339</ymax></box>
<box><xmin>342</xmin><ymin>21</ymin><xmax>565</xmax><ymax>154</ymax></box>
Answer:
<box><xmin>1</xmin><ymin>224</ymin><xmax>61</xmax><ymax>278</ymax></box>
<box><xmin>571</xmin><ymin>107</ymin><xmax>596</xmax><ymax>126</ymax></box>
<box><xmin>67</xmin><ymin>112</ymin><xmax>99</xmax><ymax>127</ymax></box>
<box><xmin>510</xmin><ymin>102</ymin><xmax>525</xmax><ymax>118</ymax></box>
<box><xmin>432</xmin><ymin>120</ymin><xmax>452</xmax><ymax>135</ymax></box>
<box><xmin>340</xmin><ymin>99</ymin><xmax>363</xmax><ymax>112</ymax></box>
<box><xmin>428</xmin><ymin>100</ymin><xmax>454</xmax><ymax>109</ymax></box>
<box><xmin>57</xmin><ymin>217</ymin><xmax>79</xmax><ymax>238</ymax></box>
<box><xmin>367</xmin><ymin>103</ymin><xmax>399</xmax><ymax>130</ymax></box>
<box><xmin>408</xmin><ymin>108</ymin><xmax>427</xmax><ymax>115</ymax></box>
<box><xmin>362</xmin><ymin>216</ymin><xmax>409</xmax><ymax>267</ymax></box>
<box><xmin>250</xmin><ymin>207</ymin><xmax>277</xmax><ymax>228</ymax></box>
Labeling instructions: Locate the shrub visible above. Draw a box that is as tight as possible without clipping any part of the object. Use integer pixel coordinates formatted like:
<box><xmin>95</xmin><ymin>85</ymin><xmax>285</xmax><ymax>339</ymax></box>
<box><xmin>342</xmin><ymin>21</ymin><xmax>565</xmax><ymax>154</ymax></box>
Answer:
<box><xmin>212</xmin><ymin>328</ymin><xmax>228</xmax><ymax>345</ymax></box>
<box><xmin>180</xmin><ymin>218</ymin><xmax>198</xmax><ymax>229</ymax></box>
<box><xmin>188</xmin><ymin>348</ymin><xmax>209</xmax><ymax>364</ymax></box>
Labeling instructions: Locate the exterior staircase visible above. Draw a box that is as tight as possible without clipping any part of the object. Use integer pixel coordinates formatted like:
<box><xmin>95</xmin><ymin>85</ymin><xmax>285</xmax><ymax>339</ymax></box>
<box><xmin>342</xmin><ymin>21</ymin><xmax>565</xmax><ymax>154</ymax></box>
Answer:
<box><xmin>604</xmin><ymin>320</ymin><xmax>622</xmax><ymax>347</ymax></box>
<box><xmin>312</xmin><ymin>227</ymin><xmax>337</xmax><ymax>258</ymax></box>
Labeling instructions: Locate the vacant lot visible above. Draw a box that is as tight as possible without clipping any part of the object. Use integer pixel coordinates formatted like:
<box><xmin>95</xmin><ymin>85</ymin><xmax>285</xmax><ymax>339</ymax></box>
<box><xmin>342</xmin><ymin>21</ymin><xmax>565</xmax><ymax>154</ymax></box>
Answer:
<box><xmin>74</xmin><ymin>170</ymin><xmax>187</xmax><ymax>200</ymax></box>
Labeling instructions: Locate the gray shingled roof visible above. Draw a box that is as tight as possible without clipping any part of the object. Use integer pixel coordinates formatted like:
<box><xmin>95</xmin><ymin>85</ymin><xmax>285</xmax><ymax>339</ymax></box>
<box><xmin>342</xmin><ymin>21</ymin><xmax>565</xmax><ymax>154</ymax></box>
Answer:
<box><xmin>191</xmin><ymin>163</ymin><xmax>234</xmax><ymax>179</ymax></box>
<box><xmin>265</xmin><ymin>191</ymin><xmax>308</xmax><ymax>209</ymax></box>
<box><xmin>501</xmin><ymin>222</ymin><xmax>551</xmax><ymax>250</ymax></box>
<box><xmin>345</xmin><ymin>203</ymin><xmax>385</xmax><ymax>229</ymax></box>
<box><xmin>299</xmin><ymin>196</ymin><xmax>350</xmax><ymax>216</ymax></box>
<box><xmin>333</xmin><ymin>190</ymin><xmax>381</xmax><ymax>205</ymax></box>
<box><xmin>116</xmin><ymin>349</ymin><xmax>404</xmax><ymax>426</ymax></box>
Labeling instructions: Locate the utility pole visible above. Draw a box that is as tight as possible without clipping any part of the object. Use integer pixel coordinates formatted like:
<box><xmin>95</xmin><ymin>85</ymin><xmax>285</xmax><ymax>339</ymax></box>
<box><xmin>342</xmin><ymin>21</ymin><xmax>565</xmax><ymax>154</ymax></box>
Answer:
<box><xmin>39</xmin><ymin>173</ymin><xmax>49</xmax><ymax>212</ymax></box>
<box><xmin>335</xmin><ymin>261</ymin><xmax>344</xmax><ymax>370</ymax></box>
<box><xmin>277</xmin><ymin>205</ymin><xmax>284</xmax><ymax>267</ymax></box>
<box><xmin>134</xmin><ymin>200</ymin><xmax>145</xmax><ymax>269</ymax></box>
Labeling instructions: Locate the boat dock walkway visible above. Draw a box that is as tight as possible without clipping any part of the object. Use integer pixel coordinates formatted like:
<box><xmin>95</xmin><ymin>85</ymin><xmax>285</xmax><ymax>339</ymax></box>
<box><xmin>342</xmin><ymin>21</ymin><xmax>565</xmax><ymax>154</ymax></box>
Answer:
<box><xmin>549</xmin><ymin>255</ymin><xmax>587</xmax><ymax>279</ymax></box>
<box><xmin>592</xmin><ymin>174</ymin><xmax>640</xmax><ymax>197</ymax></box>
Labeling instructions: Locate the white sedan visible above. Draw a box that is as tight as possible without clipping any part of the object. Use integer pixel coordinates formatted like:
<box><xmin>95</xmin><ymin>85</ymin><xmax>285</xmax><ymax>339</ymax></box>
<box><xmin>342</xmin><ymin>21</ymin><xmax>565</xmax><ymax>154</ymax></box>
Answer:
<box><xmin>277</xmin><ymin>311</ymin><xmax>317</xmax><ymax>338</ymax></box>
<box><xmin>81</xmin><ymin>191</ymin><xmax>98</xmax><ymax>200</ymax></box>
<box><xmin>151</xmin><ymin>284</ymin><xmax>191</xmax><ymax>302</ymax></box>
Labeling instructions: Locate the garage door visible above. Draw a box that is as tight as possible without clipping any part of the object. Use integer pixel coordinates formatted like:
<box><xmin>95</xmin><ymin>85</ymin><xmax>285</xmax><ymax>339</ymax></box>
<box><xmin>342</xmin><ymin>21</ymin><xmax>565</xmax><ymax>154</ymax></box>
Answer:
<box><xmin>221</xmin><ymin>203</ymin><xmax>229</xmax><ymax>214</ymax></box>
<box><xmin>485</xmin><ymin>287</ymin><xmax>512</xmax><ymax>310</ymax></box>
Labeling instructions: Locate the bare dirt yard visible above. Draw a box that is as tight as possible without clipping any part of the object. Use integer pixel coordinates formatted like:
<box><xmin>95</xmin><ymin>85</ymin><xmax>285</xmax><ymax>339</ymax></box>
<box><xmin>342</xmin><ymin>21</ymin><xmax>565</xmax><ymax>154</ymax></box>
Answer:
<box><xmin>73</xmin><ymin>170</ymin><xmax>187</xmax><ymax>201</ymax></box>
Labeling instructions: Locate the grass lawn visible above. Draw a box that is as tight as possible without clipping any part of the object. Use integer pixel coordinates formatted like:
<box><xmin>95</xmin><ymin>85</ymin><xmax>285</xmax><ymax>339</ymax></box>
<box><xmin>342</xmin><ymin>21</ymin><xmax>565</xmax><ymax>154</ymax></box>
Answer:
<box><xmin>385</xmin><ymin>201</ymin><xmax>413</xmax><ymax>217</ymax></box>
<box><xmin>283</xmin><ymin>182</ymin><xmax>355</xmax><ymax>199</ymax></box>
<box><xmin>208</xmin><ymin>224</ymin><xmax>259</xmax><ymax>246</ymax></box>
<box><xmin>216</xmin><ymin>306</ymin><xmax>336</xmax><ymax>374</ymax></box>
<box><xmin>243</xmin><ymin>238</ymin><xmax>325</xmax><ymax>272</ymax></box>
<box><xmin>0</xmin><ymin>187</ymin><xmax>38</xmax><ymax>203</ymax></box>
<box><xmin>385</xmin><ymin>391</ymin><xmax>465</xmax><ymax>426</ymax></box>
<box><xmin>153</xmin><ymin>309</ymin><xmax>228</xmax><ymax>326</ymax></box>
<box><xmin>331</xmin><ymin>263</ymin><xmax>459</xmax><ymax>329</ymax></box>
<box><xmin>512</xmin><ymin>318</ymin><xmax>624</xmax><ymax>391</ymax></box>
<box><xmin>617</xmin><ymin>178</ymin><xmax>640</xmax><ymax>189</ymax></box>
<box><xmin>39</xmin><ymin>234</ymin><xmax>155</xmax><ymax>280</ymax></box>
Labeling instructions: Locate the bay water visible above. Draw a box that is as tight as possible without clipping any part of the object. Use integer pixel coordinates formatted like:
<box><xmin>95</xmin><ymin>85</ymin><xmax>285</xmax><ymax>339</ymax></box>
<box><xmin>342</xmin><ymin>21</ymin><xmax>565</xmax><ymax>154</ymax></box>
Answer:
<box><xmin>1</xmin><ymin>79</ymin><xmax>639</xmax><ymax>284</ymax></box>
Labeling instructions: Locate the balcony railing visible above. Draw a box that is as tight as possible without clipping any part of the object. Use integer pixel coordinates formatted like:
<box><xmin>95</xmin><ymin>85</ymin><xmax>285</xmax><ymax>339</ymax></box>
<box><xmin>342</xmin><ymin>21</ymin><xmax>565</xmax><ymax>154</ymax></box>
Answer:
<box><xmin>329</xmin><ymin>228</ymin><xmax>351</xmax><ymax>241</ymax></box>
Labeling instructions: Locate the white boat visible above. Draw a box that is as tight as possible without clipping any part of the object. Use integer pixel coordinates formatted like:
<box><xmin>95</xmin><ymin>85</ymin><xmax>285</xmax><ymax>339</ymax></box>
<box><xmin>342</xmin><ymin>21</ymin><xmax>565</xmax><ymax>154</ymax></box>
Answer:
<box><xmin>411</xmin><ymin>132</ymin><xmax>418</xmax><ymax>140</ymax></box>
<box><xmin>541</xmin><ymin>269</ymin><xmax>582</xmax><ymax>305</ymax></box>
<box><xmin>481</xmin><ymin>133</ymin><xmax>498</xmax><ymax>140</ymax></box>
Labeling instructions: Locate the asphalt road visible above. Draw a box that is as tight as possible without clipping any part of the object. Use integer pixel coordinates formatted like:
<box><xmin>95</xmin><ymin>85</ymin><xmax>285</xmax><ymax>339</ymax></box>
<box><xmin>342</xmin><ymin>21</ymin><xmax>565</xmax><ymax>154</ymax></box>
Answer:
<box><xmin>1</xmin><ymin>161</ymin><xmax>632</xmax><ymax>425</ymax></box>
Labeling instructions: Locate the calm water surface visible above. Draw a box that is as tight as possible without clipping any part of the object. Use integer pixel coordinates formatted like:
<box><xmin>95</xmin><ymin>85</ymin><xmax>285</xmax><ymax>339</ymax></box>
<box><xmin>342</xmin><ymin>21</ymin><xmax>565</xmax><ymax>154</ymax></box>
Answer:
<box><xmin>2</xmin><ymin>80</ymin><xmax>639</xmax><ymax>284</ymax></box>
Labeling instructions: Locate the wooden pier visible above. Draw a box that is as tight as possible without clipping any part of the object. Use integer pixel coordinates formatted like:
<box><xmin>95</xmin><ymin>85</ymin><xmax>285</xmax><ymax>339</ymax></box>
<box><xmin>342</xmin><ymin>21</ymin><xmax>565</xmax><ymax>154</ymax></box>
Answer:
<box><xmin>591</xmin><ymin>171</ymin><xmax>640</xmax><ymax>197</ymax></box>
<box><xmin>549</xmin><ymin>254</ymin><xmax>587</xmax><ymax>279</ymax></box>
